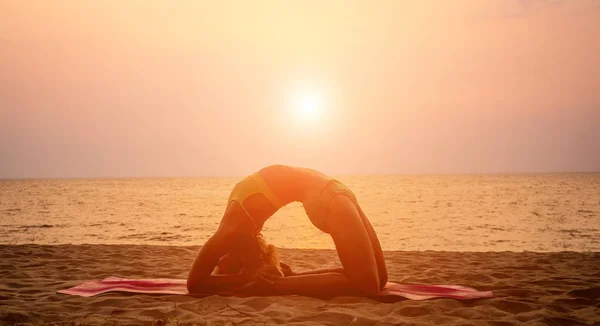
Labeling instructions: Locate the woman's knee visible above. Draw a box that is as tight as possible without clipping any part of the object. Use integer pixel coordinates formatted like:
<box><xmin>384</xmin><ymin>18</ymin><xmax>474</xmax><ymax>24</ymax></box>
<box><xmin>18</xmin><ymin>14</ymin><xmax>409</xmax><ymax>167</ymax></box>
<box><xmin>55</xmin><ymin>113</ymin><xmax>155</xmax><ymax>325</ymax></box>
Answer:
<box><xmin>379</xmin><ymin>269</ymin><xmax>388</xmax><ymax>288</ymax></box>
<box><xmin>350</xmin><ymin>269</ymin><xmax>381</xmax><ymax>295</ymax></box>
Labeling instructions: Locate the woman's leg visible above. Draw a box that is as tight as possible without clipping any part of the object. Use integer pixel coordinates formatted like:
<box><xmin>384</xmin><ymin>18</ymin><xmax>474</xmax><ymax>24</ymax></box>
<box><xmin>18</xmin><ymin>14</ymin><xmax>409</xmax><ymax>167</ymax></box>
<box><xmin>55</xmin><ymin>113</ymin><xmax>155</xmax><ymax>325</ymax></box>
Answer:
<box><xmin>357</xmin><ymin>206</ymin><xmax>388</xmax><ymax>288</ymax></box>
<box><xmin>324</xmin><ymin>195</ymin><xmax>381</xmax><ymax>295</ymax></box>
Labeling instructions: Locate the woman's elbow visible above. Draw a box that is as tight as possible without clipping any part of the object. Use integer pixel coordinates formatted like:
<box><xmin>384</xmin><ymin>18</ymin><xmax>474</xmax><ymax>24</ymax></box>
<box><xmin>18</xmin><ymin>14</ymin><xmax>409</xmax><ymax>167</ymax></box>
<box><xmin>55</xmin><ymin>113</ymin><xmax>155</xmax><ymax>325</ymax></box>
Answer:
<box><xmin>187</xmin><ymin>278</ymin><xmax>203</xmax><ymax>294</ymax></box>
<box><xmin>187</xmin><ymin>277</ymin><xmax>219</xmax><ymax>294</ymax></box>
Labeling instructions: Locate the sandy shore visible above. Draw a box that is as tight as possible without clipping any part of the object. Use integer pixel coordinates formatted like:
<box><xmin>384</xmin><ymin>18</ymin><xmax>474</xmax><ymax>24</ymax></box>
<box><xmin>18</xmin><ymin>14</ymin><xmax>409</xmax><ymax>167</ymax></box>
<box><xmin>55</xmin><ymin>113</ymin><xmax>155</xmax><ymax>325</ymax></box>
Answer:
<box><xmin>1</xmin><ymin>245</ymin><xmax>599</xmax><ymax>325</ymax></box>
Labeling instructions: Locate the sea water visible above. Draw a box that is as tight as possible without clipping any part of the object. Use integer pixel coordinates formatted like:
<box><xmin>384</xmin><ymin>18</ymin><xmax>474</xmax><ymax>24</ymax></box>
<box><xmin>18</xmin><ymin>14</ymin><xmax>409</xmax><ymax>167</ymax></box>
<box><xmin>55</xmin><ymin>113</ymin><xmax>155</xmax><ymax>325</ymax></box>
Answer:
<box><xmin>1</xmin><ymin>173</ymin><xmax>599</xmax><ymax>251</ymax></box>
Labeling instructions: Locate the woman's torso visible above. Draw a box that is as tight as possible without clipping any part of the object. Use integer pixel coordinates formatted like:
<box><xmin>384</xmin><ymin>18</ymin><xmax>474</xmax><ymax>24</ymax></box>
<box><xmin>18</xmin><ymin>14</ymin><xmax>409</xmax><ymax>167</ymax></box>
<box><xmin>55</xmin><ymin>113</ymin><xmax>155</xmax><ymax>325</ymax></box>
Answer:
<box><xmin>223</xmin><ymin>165</ymin><xmax>333</xmax><ymax>231</ymax></box>
<box><xmin>256</xmin><ymin>164</ymin><xmax>331</xmax><ymax>205</ymax></box>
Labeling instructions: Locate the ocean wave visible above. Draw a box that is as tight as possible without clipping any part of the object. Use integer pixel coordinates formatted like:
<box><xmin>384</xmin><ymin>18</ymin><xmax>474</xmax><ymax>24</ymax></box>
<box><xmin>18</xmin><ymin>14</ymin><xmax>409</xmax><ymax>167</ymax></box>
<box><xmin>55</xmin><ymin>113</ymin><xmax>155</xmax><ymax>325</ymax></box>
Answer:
<box><xmin>18</xmin><ymin>224</ymin><xmax>68</xmax><ymax>229</ymax></box>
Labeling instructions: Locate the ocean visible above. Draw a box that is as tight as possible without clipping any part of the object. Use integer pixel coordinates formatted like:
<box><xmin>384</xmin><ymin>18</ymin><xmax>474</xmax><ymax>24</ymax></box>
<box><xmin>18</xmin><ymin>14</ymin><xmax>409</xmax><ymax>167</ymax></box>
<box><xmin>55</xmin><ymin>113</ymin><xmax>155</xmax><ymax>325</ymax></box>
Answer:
<box><xmin>1</xmin><ymin>173</ymin><xmax>598</xmax><ymax>252</ymax></box>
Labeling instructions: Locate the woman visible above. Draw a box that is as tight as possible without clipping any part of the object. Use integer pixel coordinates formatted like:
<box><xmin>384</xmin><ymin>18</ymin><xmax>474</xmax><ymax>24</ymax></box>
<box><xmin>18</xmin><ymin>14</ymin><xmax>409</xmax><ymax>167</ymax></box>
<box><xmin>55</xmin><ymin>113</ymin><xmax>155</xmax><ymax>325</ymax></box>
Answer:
<box><xmin>187</xmin><ymin>165</ymin><xmax>388</xmax><ymax>296</ymax></box>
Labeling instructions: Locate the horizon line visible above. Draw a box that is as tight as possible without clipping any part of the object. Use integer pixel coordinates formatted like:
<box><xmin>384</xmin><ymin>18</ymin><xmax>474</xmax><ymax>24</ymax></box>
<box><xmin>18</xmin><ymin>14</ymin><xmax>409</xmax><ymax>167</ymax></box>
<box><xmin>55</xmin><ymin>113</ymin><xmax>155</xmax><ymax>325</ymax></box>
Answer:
<box><xmin>1</xmin><ymin>169</ymin><xmax>599</xmax><ymax>181</ymax></box>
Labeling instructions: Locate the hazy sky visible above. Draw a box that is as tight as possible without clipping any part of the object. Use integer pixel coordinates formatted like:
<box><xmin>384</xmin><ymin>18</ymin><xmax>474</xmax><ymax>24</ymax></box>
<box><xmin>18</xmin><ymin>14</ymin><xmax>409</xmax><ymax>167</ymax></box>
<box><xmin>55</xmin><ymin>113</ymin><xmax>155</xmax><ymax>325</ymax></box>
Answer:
<box><xmin>1</xmin><ymin>0</ymin><xmax>599</xmax><ymax>178</ymax></box>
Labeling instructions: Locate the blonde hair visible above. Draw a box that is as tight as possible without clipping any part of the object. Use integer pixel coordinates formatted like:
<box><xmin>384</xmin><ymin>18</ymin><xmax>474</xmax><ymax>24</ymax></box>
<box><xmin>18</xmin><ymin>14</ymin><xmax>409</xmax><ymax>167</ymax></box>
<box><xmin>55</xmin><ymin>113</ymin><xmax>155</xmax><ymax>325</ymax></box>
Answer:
<box><xmin>235</xmin><ymin>233</ymin><xmax>281</xmax><ymax>276</ymax></box>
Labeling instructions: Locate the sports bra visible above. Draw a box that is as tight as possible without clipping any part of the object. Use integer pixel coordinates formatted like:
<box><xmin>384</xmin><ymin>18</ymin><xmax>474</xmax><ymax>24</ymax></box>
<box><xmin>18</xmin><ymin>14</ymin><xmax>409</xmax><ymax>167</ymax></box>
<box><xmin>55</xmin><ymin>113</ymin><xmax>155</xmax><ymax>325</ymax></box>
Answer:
<box><xmin>226</xmin><ymin>173</ymin><xmax>283</xmax><ymax>231</ymax></box>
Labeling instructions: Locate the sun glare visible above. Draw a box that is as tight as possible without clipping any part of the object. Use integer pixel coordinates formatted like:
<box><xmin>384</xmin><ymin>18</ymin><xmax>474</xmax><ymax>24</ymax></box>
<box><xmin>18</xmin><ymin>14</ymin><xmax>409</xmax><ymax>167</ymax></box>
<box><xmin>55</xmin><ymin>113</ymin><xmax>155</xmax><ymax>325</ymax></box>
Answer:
<box><xmin>297</xmin><ymin>93</ymin><xmax>321</xmax><ymax>120</ymax></box>
<box><xmin>289</xmin><ymin>87</ymin><xmax>324</xmax><ymax>124</ymax></box>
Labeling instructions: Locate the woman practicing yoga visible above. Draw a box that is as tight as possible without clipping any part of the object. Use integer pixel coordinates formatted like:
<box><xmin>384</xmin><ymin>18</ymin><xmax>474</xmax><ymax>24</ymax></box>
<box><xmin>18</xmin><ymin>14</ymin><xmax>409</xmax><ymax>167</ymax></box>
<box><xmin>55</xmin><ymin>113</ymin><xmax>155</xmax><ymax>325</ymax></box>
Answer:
<box><xmin>187</xmin><ymin>164</ymin><xmax>388</xmax><ymax>296</ymax></box>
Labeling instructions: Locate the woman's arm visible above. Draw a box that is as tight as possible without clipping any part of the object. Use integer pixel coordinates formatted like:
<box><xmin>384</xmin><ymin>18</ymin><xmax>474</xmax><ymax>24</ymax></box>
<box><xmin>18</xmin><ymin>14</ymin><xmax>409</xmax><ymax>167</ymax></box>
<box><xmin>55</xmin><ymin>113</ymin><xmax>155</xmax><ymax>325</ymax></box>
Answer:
<box><xmin>187</xmin><ymin>232</ymin><xmax>251</xmax><ymax>294</ymax></box>
<box><xmin>189</xmin><ymin>272</ymin><xmax>253</xmax><ymax>294</ymax></box>
<box><xmin>273</xmin><ymin>272</ymin><xmax>354</xmax><ymax>295</ymax></box>
<box><xmin>291</xmin><ymin>267</ymin><xmax>345</xmax><ymax>276</ymax></box>
<box><xmin>237</xmin><ymin>272</ymin><xmax>360</xmax><ymax>297</ymax></box>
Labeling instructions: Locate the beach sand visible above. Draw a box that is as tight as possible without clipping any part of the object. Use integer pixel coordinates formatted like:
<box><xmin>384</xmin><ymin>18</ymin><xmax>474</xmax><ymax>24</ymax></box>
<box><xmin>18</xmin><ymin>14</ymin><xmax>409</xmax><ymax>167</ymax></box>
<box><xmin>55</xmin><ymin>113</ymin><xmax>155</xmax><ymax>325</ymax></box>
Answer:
<box><xmin>1</xmin><ymin>245</ymin><xmax>598</xmax><ymax>325</ymax></box>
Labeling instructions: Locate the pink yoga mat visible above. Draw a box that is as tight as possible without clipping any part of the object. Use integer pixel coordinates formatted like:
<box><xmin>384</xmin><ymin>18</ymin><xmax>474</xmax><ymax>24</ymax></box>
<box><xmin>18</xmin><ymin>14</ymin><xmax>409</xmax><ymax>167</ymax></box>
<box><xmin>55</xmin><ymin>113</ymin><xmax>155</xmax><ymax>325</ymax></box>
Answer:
<box><xmin>58</xmin><ymin>277</ymin><xmax>494</xmax><ymax>301</ymax></box>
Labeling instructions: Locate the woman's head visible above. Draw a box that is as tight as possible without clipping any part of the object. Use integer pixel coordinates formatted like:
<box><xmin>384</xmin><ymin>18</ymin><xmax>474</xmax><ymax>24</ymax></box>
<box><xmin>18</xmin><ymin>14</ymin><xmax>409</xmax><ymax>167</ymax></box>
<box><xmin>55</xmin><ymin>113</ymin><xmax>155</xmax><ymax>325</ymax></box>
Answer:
<box><xmin>225</xmin><ymin>232</ymin><xmax>281</xmax><ymax>276</ymax></box>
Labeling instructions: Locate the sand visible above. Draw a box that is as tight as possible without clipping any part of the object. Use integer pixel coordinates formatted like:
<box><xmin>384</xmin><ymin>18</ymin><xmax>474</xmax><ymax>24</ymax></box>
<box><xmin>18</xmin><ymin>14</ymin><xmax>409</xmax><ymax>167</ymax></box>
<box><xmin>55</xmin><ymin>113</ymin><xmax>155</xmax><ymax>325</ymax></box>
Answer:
<box><xmin>1</xmin><ymin>245</ymin><xmax>599</xmax><ymax>326</ymax></box>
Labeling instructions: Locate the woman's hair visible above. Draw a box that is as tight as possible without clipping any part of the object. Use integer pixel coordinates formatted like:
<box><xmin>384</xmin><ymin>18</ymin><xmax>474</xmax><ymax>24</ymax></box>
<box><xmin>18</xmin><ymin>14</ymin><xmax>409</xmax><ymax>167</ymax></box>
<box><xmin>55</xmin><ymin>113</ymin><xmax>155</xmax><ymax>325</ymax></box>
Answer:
<box><xmin>235</xmin><ymin>233</ymin><xmax>281</xmax><ymax>275</ymax></box>
<box><xmin>232</xmin><ymin>233</ymin><xmax>294</xmax><ymax>276</ymax></box>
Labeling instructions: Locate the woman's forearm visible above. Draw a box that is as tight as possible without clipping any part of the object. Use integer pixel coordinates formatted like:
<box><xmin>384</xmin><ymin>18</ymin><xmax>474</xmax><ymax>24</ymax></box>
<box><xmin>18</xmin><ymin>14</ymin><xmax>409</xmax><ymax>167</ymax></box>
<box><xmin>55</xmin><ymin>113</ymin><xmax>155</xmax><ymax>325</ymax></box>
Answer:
<box><xmin>188</xmin><ymin>273</ymin><xmax>252</xmax><ymax>294</ymax></box>
<box><xmin>270</xmin><ymin>272</ymin><xmax>358</xmax><ymax>296</ymax></box>
<box><xmin>293</xmin><ymin>267</ymin><xmax>346</xmax><ymax>276</ymax></box>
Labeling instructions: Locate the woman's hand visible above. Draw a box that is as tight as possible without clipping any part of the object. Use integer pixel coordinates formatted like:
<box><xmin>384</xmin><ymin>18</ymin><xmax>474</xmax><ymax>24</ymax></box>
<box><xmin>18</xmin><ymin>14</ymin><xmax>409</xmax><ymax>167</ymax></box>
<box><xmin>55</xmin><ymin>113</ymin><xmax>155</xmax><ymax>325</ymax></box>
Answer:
<box><xmin>230</xmin><ymin>265</ymin><xmax>283</xmax><ymax>294</ymax></box>
<box><xmin>234</xmin><ymin>280</ymin><xmax>265</xmax><ymax>293</ymax></box>
<box><xmin>280</xmin><ymin>262</ymin><xmax>295</xmax><ymax>276</ymax></box>
<box><xmin>253</xmin><ymin>265</ymin><xmax>284</xmax><ymax>285</ymax></box>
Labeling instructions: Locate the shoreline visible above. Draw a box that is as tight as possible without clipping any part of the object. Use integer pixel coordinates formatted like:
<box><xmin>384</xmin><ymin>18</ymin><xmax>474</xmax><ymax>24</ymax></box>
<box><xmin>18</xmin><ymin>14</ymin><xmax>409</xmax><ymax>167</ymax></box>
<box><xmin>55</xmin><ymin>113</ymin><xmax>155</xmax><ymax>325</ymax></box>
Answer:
<box><xmin>2</xmin><ymin>244</ymin><xmax>599</xmax><ymax>325</ymax></box>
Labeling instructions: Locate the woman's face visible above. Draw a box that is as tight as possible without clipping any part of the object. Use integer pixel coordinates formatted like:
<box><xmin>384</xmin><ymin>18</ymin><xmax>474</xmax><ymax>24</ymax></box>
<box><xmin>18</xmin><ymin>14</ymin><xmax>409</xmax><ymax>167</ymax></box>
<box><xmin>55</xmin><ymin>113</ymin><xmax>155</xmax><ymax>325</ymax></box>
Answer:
<box><xmin>217</xmin><ymin>252</ymin><xmax>242</xmax><ymax>274</ymax></box>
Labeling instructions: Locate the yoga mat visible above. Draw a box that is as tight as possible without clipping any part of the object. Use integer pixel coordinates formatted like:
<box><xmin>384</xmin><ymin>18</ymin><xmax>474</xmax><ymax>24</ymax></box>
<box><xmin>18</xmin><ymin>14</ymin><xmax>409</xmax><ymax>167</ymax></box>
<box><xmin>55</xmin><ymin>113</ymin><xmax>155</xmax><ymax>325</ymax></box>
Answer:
<box><xmin>58</xmin><ymin>277</ymin><xmax>494</xmax><ymax>300</ymax></box>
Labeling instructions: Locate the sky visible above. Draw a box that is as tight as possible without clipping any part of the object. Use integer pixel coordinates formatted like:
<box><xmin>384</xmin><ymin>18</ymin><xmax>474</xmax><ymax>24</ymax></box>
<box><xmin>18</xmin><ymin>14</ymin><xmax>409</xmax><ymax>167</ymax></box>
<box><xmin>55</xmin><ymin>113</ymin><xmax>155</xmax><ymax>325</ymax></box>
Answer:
<box><xmin>1</xmin><ymin>0</ymin><xmax>599</xmax><ymax>178</ymax></box>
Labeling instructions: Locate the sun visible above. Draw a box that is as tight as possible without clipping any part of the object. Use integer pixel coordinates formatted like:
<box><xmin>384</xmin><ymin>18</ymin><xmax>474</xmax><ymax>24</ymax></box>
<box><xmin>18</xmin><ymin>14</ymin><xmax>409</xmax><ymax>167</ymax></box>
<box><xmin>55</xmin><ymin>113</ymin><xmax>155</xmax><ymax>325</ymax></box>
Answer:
<box><xmin>297</xmin><ymin>93</ymin><xmax>322</xmax><ymax>120</ymax></box>
<box><xmin>290</xmin><ymin>88</ymin><xmax>324</xmax><ymax>124</ymax></box>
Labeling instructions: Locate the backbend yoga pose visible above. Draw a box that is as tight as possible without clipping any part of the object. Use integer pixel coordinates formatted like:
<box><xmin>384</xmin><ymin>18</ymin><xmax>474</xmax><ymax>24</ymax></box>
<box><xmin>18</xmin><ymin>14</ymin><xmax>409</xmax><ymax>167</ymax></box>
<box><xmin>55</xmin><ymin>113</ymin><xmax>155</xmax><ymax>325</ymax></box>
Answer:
<box><xmin>187</xmin><ymin>164</ymin><xmax>388</xmax><ymax>296</ymax></box>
